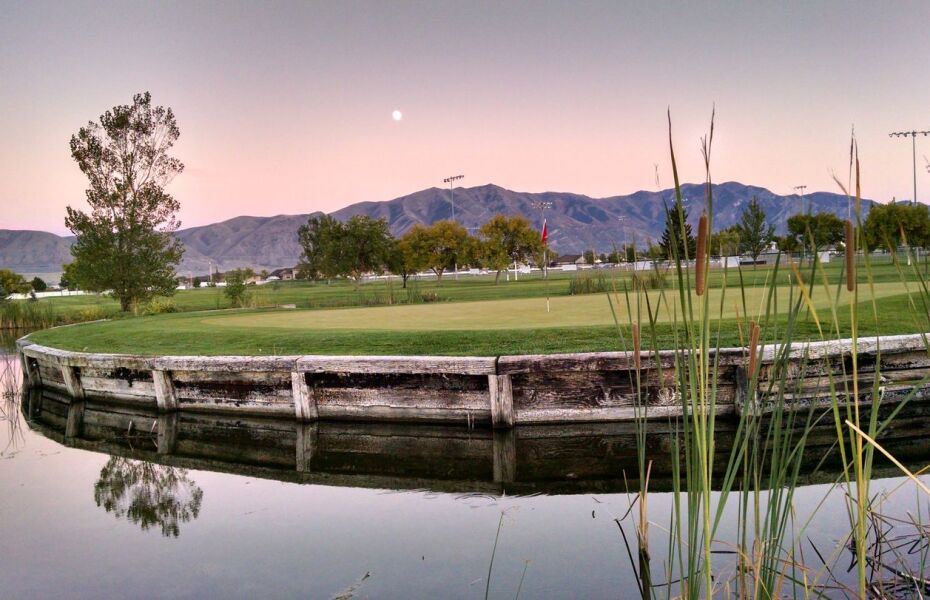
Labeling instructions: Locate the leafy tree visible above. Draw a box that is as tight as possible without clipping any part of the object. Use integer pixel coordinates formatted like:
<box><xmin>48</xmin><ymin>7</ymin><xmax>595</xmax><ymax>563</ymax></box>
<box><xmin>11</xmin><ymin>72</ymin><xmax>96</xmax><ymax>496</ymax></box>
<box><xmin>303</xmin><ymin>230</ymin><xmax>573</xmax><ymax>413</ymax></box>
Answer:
<box><xmin>340</xmin><ymin>215</ymin><xmax>394</xmax><ymax>281</ymax></box>
<box><xmin>224</xmin><ymin>269</ymin><xmax>249</xmax><ymax>307</ymax></box>
<box><xmin>297</xmin><ymin>214</ymin><xmax>393</xmax><ymax>282</ymax></box>
<box><xmin>477</xmin><ymin>215</ymin><xmax>544</xmax><ymax>283</ymax></box>
<box><xmin>386</xmin><ymin>237</ymin><xmax>424</xmax><ymax>288</ymax></box>
<box><xmin>65</xmin><ymin>92</ymin><xmax>184</xmax><ymax>311</ymax></box>
<box><xmin>30</xmin><ymin>277</ymin><xmax>48</xmax><ymax>292</ymax></box>
<box><xmin>401</xmin><ymin>220</ymin><xmax>470</xmax><ymax>282</ymax></box>
<box><xmin>786</xmin><ymin>212</ymin><xmax>845</xmax><ymax>252</ymax></box>
<box><xmin>583</xmin><ymin>250</ymin><xmax>596</xmax><ymax>265</ymax></box>
<box><xmin>660</xmin><ymin>200</ymin><xmax>696</xmax><ymax>260</ymax></box>
<box><xmin>625</xmin><ymin>244</ymin><xmax>637</xmax><ymax>262</ymax></box>
<box><xmin>94</xmin><ymin>457</ymin><xmax>203</xmax><ymax>537</ymax></box>
<box><xmin>709</xmin><ymin>226</ymin><xmax>741</xmax><ymax>257</ymax></box>
<box><xmin>862</xmin><ymin>201</ymin><xmax>930</xmax><ymax>251</ymax></box>
<box><xmin>734</xmin><ymin>197</ymin><xmax>774</xmax><ymax>262</ymax></box>
<box><xmin>0</xmin><ymin>269</ymin><xmax>30</xmax><ymax>296</ymax></box>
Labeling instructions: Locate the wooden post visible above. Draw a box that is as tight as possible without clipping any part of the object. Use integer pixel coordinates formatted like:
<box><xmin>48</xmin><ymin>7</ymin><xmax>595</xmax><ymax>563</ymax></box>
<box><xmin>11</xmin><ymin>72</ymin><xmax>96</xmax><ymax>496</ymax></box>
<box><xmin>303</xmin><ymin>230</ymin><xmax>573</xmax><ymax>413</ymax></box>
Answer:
<box><xmin>488</xmin><ymin>374</ymin><xmax>514</xmax><ymax>429</ymax></box>
<box><xmin>292</xmin><ymin>372</ymin><xmax>318</xmax><ymax>421</ymax></box>
<box><xmin>64</xmin><ymin>401</ymin><xmax>85</xmax><ymax>438</ymax></box>
<box><xmin>157</xmin><ymin>413</ymin><xmax>179</xmax><ymax>454</ymax></box>
<box><xmin>60</xmin><ymin>365</ymin><xmax>84</xmax><ymax>400</ymax></box>
<box><xmin>296</xmin><ymin>422</ymin><xmax>318</xmax><ymax>472</ymax></box>
<box><xmin>152</xmin><ymin>370</ymin><xmax>178</xmax><ymax>412</ymax></box>
<box><xmin>492</xmin><ymin>429</ymin><xmax>516</xmax><ymax>483</ymax></box>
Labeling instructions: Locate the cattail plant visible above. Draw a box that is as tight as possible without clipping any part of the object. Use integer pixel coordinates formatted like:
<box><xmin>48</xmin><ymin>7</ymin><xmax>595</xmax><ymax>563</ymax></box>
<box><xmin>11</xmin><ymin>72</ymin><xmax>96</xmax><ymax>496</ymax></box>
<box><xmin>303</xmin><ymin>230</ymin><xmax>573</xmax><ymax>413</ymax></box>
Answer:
<box><xmin>632</xmin><ymin>323</ymin><xmax>641</xmax><ymax>371</ymax></box>
<box><xmin>695</xmin><ymin>213</ymin><xmax>708</xmax><ymax>296</ymax></box>
<box><xmin>845</xmin><ymin>219</ymin><xmax>855</xmax><ymax>292</ymax></box>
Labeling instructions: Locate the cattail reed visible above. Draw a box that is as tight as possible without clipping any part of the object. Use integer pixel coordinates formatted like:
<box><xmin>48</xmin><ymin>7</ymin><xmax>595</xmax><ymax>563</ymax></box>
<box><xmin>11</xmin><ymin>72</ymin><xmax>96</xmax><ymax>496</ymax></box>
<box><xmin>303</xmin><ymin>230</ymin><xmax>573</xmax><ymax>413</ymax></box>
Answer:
<box><xmin>845</xmin><ymin>220</ymin><xmax>855</xmax><ymax>292</ymax></box>
<box><xmin>695</xmin><ymin>212</ymin><xmax>708</xmax><ymax>296</ymax></box>
<box><xmin>748</xmin><ymin>320</ymin><xmax>760</xmax><ymax>375</ymax></box>
<box><xmin>632</xmin><ymin>323</ymin><xmax>641</xmax><ymax>371</ymax></box>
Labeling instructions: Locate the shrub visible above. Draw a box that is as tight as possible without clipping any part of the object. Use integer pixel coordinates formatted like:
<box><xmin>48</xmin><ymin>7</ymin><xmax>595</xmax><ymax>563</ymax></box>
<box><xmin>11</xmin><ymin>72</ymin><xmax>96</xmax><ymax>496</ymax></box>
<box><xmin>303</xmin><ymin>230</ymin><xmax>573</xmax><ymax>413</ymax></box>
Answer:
<box><xmin>143</xmin><ymin>298</ymin><xmax>177</xmax><ymax>315</ymax></box>
<box><xmin>568</xmin><ymin>271</ymin><xmax>610</xmax><ymax>295</ymax></box>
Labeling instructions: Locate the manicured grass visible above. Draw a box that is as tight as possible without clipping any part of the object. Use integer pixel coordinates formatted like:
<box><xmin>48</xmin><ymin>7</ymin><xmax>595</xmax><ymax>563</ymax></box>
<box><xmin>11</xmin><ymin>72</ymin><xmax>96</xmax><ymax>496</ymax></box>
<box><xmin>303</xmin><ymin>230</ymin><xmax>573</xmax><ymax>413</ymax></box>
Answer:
<box><xmin>27</xmin><ymin>283</ymin><xmax>927</xmax><ymax>356</ymax></box>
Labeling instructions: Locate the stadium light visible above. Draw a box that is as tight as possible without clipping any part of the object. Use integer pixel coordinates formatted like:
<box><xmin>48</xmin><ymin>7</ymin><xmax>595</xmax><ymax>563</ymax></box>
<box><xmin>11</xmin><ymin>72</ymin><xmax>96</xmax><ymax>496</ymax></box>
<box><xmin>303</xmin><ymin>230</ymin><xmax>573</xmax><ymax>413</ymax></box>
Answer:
<box><xmin>889</xmin><ymin>130</ymin><xmax>930</xmax><ymax>205</ymax></box>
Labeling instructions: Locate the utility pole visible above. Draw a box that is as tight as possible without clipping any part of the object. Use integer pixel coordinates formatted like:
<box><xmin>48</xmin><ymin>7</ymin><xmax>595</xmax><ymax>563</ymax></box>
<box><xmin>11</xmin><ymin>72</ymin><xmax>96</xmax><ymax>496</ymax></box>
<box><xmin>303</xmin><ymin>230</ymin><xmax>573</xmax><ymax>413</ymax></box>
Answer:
<box><xmin>889</xmin><ymin>130</ymin><xmax>930</xmax><ymax>205</ymax></box>
<box><xmin>443</xmin><ymin>174</ymin><xmax>464</xmax><ymax>280</ymax></box>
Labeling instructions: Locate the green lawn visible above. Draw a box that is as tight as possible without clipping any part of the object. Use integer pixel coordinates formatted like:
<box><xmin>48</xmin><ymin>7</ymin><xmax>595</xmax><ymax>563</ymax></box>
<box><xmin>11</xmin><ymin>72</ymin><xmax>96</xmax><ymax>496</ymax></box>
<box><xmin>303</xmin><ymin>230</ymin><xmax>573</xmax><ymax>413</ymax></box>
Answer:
<box><xmin>26</xmin><ymin>280</ymin><xmax>929</xmax><ymax>356</ymax></box>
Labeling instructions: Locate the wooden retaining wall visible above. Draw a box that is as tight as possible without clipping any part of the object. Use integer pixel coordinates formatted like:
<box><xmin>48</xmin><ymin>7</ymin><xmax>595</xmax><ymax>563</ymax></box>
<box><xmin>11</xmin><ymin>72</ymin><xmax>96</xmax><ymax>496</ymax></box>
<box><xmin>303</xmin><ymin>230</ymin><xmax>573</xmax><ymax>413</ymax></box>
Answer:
<box><xmin>16</xmin><ymin>333</ymin><xmax>930</xmax><ymax>428</ymax></box>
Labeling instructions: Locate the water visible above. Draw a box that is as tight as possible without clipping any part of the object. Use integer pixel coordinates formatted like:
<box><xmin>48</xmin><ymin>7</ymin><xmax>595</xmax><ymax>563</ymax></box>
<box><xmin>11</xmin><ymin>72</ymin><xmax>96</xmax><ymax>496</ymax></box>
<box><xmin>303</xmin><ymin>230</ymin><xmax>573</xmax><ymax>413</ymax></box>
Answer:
<box><xmin>2</xmin><ymin>340</ymin><xmax>930</xmax><ymax>598</ymax></box>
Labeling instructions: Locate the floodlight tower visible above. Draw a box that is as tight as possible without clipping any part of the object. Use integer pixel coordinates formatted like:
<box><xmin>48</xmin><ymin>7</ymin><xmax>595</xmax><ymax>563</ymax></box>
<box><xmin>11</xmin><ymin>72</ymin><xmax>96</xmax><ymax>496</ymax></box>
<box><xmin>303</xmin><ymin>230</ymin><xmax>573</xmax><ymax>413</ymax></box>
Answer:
<box><xmin>793</xmin><ymin>185</ymin><xmax>808</xmax><ymax>214</ymax></box>
<box><xmin>443</xmin><ymin>174</ymin><xmax>464</xmax><ymax>280</ymax></box>
<box><xmin>889</xmin><ymin>130</ymin><xmax>930</xmax><ymax>205</ymax></box>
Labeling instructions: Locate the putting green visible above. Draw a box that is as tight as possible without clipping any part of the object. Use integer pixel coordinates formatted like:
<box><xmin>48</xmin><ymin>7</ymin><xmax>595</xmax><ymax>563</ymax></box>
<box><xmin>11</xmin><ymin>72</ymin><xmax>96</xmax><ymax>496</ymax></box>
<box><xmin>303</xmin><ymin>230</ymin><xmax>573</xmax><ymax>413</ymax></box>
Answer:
<box><xmin>200</xmin><ymin>282</ymin><xmax>909</xmax><ymax>332</ymax></box>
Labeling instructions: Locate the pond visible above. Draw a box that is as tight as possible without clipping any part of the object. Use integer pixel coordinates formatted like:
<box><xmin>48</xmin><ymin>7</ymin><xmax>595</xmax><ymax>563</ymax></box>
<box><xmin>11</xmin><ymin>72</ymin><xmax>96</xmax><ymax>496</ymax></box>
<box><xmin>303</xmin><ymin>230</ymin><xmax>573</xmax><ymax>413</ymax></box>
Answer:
<box><xmin>2</xmin><ymin>337</ymin><xmax>930</xmax><ymax>598</ymax></box>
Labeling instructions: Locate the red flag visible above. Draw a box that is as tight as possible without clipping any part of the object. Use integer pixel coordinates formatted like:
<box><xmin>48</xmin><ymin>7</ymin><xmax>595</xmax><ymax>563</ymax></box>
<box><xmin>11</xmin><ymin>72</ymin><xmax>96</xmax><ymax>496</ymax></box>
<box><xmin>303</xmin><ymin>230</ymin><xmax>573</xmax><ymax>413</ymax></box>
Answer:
<box><xmin>540</xmin><ymin>219</ymin><xmax>548</xmax><ymax>244</ymax></box>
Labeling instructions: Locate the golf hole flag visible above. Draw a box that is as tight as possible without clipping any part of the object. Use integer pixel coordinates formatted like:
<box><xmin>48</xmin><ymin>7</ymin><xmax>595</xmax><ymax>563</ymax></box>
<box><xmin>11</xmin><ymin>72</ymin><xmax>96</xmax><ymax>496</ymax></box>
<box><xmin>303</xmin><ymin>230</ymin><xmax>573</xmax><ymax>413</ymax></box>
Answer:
<box><xmin>541</xmin><ymin>219</ymin><xmax>548</xmax><ymax>244</ymax></box>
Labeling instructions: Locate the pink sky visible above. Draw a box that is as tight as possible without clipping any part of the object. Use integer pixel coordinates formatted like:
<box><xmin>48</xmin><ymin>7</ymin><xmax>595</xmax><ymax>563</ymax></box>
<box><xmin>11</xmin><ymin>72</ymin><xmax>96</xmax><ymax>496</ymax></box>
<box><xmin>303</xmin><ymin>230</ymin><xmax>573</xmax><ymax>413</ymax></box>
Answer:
<box><xmin>2</xmin><ymin>1</ymin><xmax>929</xmax><ymax>235</ymax></box>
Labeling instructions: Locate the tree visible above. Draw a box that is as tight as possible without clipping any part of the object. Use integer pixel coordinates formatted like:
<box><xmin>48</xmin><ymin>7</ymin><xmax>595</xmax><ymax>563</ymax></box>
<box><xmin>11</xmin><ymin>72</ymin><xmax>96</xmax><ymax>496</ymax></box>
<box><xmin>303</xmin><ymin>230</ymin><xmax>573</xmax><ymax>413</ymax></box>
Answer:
<box><xmin>660</xmin><ymin>200</ymin><xmax>696</xmax><ymax>260</ymax></box>
<box><xmin>401</xmin><ymin>221</ymin><xmax>470</xmax><ymax>282</ymax></box>
<box><xmin>477</xmin><ymin>215</ymin><xmax>544</xmax><ymax>283</ymax></box>
<box><xmin>386</xmin><ymin>237</ymin><xmax>425</xmax><ymax>288</ymax></box>
<box><xmin>734</xmin><ymin>197</ymin><xmax>775</xmax><ymax>262</ymax></box>
<box><xmin>583</xmin><ymin>250</ymin><xmax>596</xmax><ymax>265</ymax></box>
<box><xmin>30</xmin><ymin>277</ymin><xmax>47</xmax><ymax>292</ymax></box>
<box><xmin>862</xmin><ymin>201</ymin><xmax>930</xmax><ymax>252</ymax></box>
<box><xmin>66</xmin><ymin>92</ymin><xmax>184</xmax><ymax>311</ymax></box>
<box><xmin>224</xmin><ymin>269</ymin><xmax>249</xmax><ymax>307</ymax></box>
<box><xmin>710</xmin><ymin>226</ymin><xmax>741</xmax><ymax>257</ymax></box>
<box><xmin>297</xmin><ymin>214</ymin><xmax>393</xmax><ymax>283</ymax></box>
<box><xmin>0</xmin><ymin>269</ymin><xmax>30</xmax><ymax>296</ymax></box>
<box><xmin>786</xmin><ymin>212</ymin><xmax>845</xmax><ymax>253</ymax></box>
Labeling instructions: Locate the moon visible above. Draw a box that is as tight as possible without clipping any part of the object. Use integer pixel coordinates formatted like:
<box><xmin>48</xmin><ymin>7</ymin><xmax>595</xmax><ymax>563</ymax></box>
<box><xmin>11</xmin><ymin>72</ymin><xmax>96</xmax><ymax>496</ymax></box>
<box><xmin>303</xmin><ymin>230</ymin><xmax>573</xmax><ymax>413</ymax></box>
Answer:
<box><xmin>392</xmin><ymin>110</ymin><xmax>403</xmax><ymax>121</ymax></box>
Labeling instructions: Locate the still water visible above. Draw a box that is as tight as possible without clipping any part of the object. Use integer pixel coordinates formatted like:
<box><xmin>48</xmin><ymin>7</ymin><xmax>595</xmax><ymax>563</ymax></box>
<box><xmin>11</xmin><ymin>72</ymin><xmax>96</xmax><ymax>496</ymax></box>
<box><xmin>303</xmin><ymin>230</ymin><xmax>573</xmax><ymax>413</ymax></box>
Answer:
<box><xmin>2</xmin><ymin>342</ymin><xmax>930</xmax><ymax>598</ymax></box>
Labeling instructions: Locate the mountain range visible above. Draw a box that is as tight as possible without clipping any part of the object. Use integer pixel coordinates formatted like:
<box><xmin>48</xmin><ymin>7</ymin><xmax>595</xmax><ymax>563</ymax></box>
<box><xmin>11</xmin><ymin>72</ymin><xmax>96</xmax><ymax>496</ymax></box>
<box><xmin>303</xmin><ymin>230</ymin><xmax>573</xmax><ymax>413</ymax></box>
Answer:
<box><xmin>0</xmin><ymin>181</ymin><xmax>871</xmax><ymax>277</ymax></box>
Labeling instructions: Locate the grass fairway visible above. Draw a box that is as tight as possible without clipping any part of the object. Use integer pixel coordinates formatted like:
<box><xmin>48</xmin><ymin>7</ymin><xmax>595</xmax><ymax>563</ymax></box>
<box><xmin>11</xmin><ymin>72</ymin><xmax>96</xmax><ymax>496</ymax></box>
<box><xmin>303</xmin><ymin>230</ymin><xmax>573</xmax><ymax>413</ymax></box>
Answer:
<box><xmin>27</xmin><ymin>280</ymin><xmax>928</xmax><ymax>356</ymax></box>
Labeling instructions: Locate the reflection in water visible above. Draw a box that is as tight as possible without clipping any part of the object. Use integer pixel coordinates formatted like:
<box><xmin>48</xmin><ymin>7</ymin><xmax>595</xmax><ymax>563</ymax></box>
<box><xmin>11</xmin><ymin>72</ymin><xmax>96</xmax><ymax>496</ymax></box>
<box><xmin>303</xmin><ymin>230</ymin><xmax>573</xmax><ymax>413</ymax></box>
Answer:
<box><xmin>1</xmin><ymin>348</ymin><xmax>25</xmax><ymax>457</ymax></box>
<box><xmin>94</xmin><ymin>457</ymin><xmax>203</xmax><ymax>537</ymax></box>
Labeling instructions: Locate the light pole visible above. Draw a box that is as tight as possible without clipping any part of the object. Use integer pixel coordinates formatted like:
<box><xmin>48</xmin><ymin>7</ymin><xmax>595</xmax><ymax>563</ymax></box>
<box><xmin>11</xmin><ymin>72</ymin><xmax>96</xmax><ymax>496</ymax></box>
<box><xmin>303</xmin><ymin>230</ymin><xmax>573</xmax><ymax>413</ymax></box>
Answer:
<box><xmin>889</xmin><ymin>130</ymin><xmax>930</xmax><ymax>205</ymax></box>
<box><xmin>532</xmin><ymin>200</ymin><xmax>553</xmax><ymax>278</ymax></box>
<box><xmin>793</xmin><ymin>185</ymin><xmax>807</xmax><ymax>214</ymax></box>
<box><xmin>617</xmin><ymin>216</ymin><xmax>627</xmax><ymax>267</ymax></box>
<box><xmin>443</xmin><ymin>174</ymin><xmax>464</xmax><ymax>280</ymax></box>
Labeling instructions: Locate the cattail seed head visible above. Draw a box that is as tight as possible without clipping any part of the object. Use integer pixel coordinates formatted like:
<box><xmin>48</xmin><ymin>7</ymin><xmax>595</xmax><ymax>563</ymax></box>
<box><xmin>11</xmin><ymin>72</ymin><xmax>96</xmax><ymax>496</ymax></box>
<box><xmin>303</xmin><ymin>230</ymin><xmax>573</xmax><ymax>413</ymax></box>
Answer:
<box><xmin>632</xmin><ymin>323</ymin><xmax>641</xmax><ymax>371</ymax></box>
<box><xmin>695</xmin><ymin>213</ymin><xmax>708</xmax><ymax>296</ymax></box>
<box><xmin>845</xmin><ymin>220</ymin><xmax>855</xmax><ymax>292</ymax></box>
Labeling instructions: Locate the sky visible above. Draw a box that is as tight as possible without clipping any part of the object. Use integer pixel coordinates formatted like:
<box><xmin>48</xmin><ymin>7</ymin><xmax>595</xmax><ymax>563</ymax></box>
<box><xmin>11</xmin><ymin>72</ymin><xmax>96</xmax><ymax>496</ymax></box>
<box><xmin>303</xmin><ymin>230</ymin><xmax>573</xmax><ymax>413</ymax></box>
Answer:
<box><xmin>1</xmin><ymin>0</ymin><xmax>929</xmax><ymax>234</ymax></box>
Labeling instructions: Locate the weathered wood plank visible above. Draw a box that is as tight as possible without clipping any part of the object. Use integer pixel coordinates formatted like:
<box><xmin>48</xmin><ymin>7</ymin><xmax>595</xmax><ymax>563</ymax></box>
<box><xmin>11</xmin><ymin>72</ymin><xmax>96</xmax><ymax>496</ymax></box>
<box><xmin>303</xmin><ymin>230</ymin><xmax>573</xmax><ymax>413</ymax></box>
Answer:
<box><xmin>516</xmin><ymin>404</ymin><xmax>735</xmax><ymax>424</ymax></box>
<box><xmin>64</xmin><ymin>401</ymin><xmax>85</xmax><ymax>438</ymax></box>
<box><xmin>316</xmin><ymin>404</ymin><xmax>489</xmax><ymax>424</ymax></box>
<box><xmin>292</xmin><ymin>372</ymin><xmax>317</xmax><ymax>421</ymax></box>
<box><xmin>152</xmin><ymin>355</ymin><xmax>299</xmax><ymax>372</ymax></box>
<box><xmin>498</xmin><ymin>348</ymin><xmax>745</xmax><ymax>374</ymax></box>
<box><xmin>296</xmin><ymin>355</ymin><xmax>497</xmax><ymax>375</ymax></box>
<box><xmin>61</xmin><ymin>366</ymin><xmax>85</xmax><ymax>400</ymax></box>
<box><xmin>493</xmin><ymin>430</ymin><xmax>516</xmax><ymax>483</ymax></box>
<box><xmin>152</xmin><ymin>370</ymin><xmax>178</xmax><ymax>411</ymax></box>
<box><xmin>315</xmin><ymin>387</ymin><xmax>487</xmax><ymax>410</ymax></box>
<box><xmin>488</xmin><ymin>374</ymin><xmax>514</xmax><ymax>429</ymax></box>
<box><xmin>82</xmin><ymin>376</ymin><xmax>156</xmax><ymax>399</ymax></box>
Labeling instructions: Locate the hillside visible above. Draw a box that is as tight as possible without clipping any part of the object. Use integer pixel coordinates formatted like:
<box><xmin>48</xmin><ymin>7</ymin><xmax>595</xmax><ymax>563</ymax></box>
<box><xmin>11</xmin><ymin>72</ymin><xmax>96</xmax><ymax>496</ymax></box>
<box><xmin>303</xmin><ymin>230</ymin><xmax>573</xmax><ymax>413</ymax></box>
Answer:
<box><xmin>0</xmin><ymin>182</ymin><xmax>872</xmax><ymax>275</ymax></box>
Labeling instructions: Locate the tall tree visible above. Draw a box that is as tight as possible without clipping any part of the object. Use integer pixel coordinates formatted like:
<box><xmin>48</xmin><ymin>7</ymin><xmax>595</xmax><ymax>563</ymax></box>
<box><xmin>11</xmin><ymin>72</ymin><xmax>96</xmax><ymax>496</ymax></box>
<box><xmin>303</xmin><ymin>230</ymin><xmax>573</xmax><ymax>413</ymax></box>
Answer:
<box><xmin>386</xmin><ymin>237</ymin><xmax>425</xmax><ymax>288</ymax></box>
<box><xmin>297</xmin><ymin>215</ymin><xmax>345</xmax><ymax>280</ymax></box>
<box><xmin>786</xmin><ymin>212</ymin><xmax>845</xmax><ymax>252</ymax></box>
<box><xmin>862</xmin><ymin>201</ymin><xmax>930</xmax><ymax>251</ymax></box>
<box><xmin>297</xmin><ymin>215</ymin><xmax>393</xmax><ymax>282</ymax></box>
<box><xmin>659</xmin><ymin>200</ymin><xmax>696</xmax><ymax>260</ymax></box>
<box><xmin>478</xmin><ymin>215</ymin><xmax>544</xmax><ymax>283</ymax></box>
<box><xmin>401</xmin><ymin>221</ymin><xmax>470</xmax><ymax>282</ymax></box>
<box><xmin>710</xmin><ymin>226</ymin><xmax>741</xmax><ymax>257</ymax></box>
<box><xmin>66</xmin><ymin>92</ymin><xmax>184</xmax><ymax>311</ymax></box>
<box><xmin>734</xmin><ymin>197</ymin><xmax>775</xmax><ymax>262</ymax></box>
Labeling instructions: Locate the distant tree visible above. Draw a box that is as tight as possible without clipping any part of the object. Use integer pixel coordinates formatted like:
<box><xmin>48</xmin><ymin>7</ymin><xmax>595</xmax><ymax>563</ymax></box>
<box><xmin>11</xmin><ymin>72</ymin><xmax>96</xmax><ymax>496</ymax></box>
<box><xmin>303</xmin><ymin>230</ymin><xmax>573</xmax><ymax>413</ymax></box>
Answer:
<box><xmin>786</xmin><ymin>212</ymin><xmax>845</xmax><ymax>252</ymax></box>
<box><xmin>734</xmin><ymin>197</ymin><xmax>775</xmax><ymax>262</ymax></box>
<box><xmin>297</xmin><ymin>215</ymin><xmax>345</xmax><ymax>281</ymax></box>
<box><xmin>401</xmin><ymin>220</ymin><xmax>470</xmax><ymax>283</ymax></box>
<box><xmin>30</xmin><ymin>277</ymin><xmax>47</xmax><ymax>292</ymax></box>
<box><xmin>65</xmin><ymin>92</ymin><xmax>184</xmax><ymax>311</ymax></box>
<box><xmin>224</xmin><ymin>269</ymin><xmax>249</xmax><ymax>307</ymax></box>
<box><xmin>583</xmin><ymin>250</ymin><xmax>596</xmax><ymax>265</ymax></box>
<box><xmin>775</xmin><ymin>235</ymin><xmax>800</xmax><ymax>254</ymax></box>
<box><xmin>386</xmin><ymin>237</ymin><xmax>425</xmax><ymax>288</ymax></box>
<box><xmin>0</xmin><ymin>269</ymin><xmax>30</xmax><ymax>298</ymax></box>
<box><xmin>297</xmin><ymin>215</ymin><xmax>393</xmax><ymax>283</ymax></box>
<box><xmin>660</xmin><ymin>200</ymin><xmax>696</xmax><ymax>260</ymax></box>
<box><xmin>478</xmin><ymin>215</ymin><xmax>544</xmax><ymax>283</ymax></box>
<box><xmin>625</xmin><ymin>244</ymin><xmax>637</xmax><ymax>262</ymax></box>
<box><xmin>260</xmin><ymin>269</ymin><xmax>269</xmax><ymax>280</ymax></box>
<box><xmin>862</xmin><ymin>201</ymin><xmax>930</xmax><ymax>252</ymax></box>
<box><xmin>709</xmin><ymin>226</ymin><xmax>741</xmax><ymax>257</ymax></box>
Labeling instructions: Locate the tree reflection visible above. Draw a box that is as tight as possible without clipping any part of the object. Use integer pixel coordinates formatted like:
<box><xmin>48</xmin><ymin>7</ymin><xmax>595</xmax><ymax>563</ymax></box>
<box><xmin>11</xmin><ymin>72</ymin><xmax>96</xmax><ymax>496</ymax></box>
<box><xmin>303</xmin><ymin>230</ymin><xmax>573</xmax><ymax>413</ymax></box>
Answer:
<box><xmin>94</xmin><ymin>457</ymin><xmax>204</xmax><ymax>537</ymax></box>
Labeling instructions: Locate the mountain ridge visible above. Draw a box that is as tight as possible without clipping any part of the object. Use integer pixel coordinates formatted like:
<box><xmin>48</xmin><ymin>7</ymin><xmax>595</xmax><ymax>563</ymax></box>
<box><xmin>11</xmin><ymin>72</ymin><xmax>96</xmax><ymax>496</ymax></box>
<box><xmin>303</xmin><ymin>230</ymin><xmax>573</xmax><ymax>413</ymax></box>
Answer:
<box><xmin>0</xmin><ymin>181</ymin><xmax>872</xmax><ymax>276</ymax></box>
